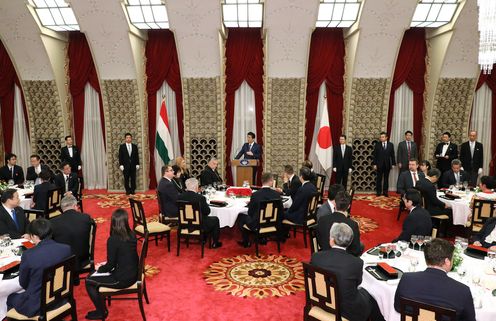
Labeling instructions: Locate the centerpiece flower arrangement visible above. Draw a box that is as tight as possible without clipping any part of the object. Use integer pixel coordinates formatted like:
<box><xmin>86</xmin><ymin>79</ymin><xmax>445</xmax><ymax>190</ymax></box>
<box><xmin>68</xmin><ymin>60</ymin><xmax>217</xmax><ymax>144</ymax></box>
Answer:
<box><xmin>451</xmin><ymin>243</ymin><xmax>464</xmax><ymax>272</ymax></box>
<box><xmin>0</xmin><ymin>180</ymin><xmax>8</xmax><ymax>194</ymax></box>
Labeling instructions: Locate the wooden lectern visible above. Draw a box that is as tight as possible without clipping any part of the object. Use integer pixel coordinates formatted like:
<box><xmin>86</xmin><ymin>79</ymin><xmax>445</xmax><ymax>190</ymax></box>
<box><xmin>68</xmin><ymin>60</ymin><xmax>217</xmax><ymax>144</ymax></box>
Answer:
<box><xmin>231</xmin><ymin>159</ymin><xmax>259</xmax><ymax>186</ymax></box>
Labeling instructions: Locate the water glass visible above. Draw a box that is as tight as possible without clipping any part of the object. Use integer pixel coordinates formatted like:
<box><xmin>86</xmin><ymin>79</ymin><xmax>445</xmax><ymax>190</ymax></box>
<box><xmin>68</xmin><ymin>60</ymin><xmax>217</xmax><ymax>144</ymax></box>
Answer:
<box><xmin>410</xmin><ymin>235</ymin><xmax>418</xmax><ymax>250</ymax></box>
<box><xmin>8</xmin><ymin>179</ymin><xmax>14</xmax><ymax>186</ymax></box>
<box><xmin>410</xmin><ymin>257</ymin><xmax>419</xmax><ymax>272</ymax></box>
<box><xmin>457</xmin><ymin>265</ymin><xmax>467</xmax><ymax>279</ymax></box>
<box><xmin>398</xmin><ymin>241</ymin><xmax>408</xmax><ymax>255</ymax></box>
<box><xmin>242</xmin><ymin>180</ymin><xmax>249</xmax><ymax>188</ymax></box>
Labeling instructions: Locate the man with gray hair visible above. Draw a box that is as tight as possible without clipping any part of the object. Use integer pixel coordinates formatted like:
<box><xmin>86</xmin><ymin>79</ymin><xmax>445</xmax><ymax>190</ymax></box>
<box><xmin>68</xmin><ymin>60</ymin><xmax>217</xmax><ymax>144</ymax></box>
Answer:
<box><xmin>200</xmin><ymin>157</ymin><xmax>223</xmax><ymax>187</ymax></box>
<box><xmin>311</xmin><ymin>223</ymin><xmax>385</xmax><ymax>321</ymax></box>
<box><xmin>439</xmin><ymin>159</ymin><xmax>468</xmax><ymax>188</ymax></box>
<box><xmin>178</xmin><ymin>178</ymin><xmax>222</xmax><ymax>248</ymax></box>
<box><xmin>51</xmin><ymin>194</ymin><xmax>94</xmax><ymax>282</ymax></box>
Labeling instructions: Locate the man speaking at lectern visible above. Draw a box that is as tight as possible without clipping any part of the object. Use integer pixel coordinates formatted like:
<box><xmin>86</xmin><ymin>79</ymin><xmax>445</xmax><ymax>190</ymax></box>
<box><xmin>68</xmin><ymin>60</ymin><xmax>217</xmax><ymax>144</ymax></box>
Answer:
<box><xmin>235</xmin><ymin>132</ymin><xmax>261</xmax><ymax>160</ymax></box>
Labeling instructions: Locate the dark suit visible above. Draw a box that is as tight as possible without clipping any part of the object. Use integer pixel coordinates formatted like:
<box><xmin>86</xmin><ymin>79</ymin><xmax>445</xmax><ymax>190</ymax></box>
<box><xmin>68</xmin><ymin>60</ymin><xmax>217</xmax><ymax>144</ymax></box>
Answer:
<box><xmin>311</xmin><ymin>248</ymin><xmax>378</xmax><ymax>321</ymax></box>
<box><xmin>7</xmin><ymin>239</ymin><xmax>72</xmax><ymax>317</ymax></box>
<box><xmin>397</xmin><ymin>140</ymin><xmax>418</xmax><ymax>172</ymax></box>
<box><xmin>316</xmin><ymin>200</ymin><xmax>334</xmax><ymax>221</ymax></box>
<box><xmin>372</xmin><ymin>141</ymin><xmax>396</xmax><ymax>195</ymax></box>
<box><xmin>284</xmin><ymin>182</ymin><xmax>317</xmax><ymax>225</ymax></box>
<box><xmin>238</xmin><ymin>187</ymin><xmax>283</xmax><ymax>243</ymax></box>
<box><xmin>472</xmin><ymin>217</ymin><xmax>496</xmax><ymax>248</ymax></box>
<box><xmin>199</xmin><ymin>167</ymin><xmax>222</xmax><ymax>187</ymax></box>
<box><xmin>393</xmin><ymin>207</ymin><xmax>433</xmax><ymax>242</ymax></box>
<box><xmin>26</xmin><ymin>164</ymin><xmax>50</xmax><ymax>182</ymax></box>
<box><xmin>118</xmin><ymin>143</ymin><xmax>139</xmax><ymax>194</ymax></box>
<box><xmin>282</xmin><ymin>175</ymin><xmax>301</xmax><ymax>200</ymax></box>
<box><xmin>0</xmin><ymin>165</ymin><xmax>24</xmax><ymax>184</ymax></box>
<box><xmin>415</xmin><ymin>177</ymin><xmax>452</xmax><ymax>217</ymax></box>
<box><xmin>459</xmin><ymin>141</ymin><xmax>483</xmax><ymax>186</ymax></box>
<box><xmin>157</xmin><ymin>177</ymin><xmax>179</xmax><ymax>217</ymax></box>
<box><xmin>54</xmin><ymin>172</ymin><xmax>79</xmax><ymax>197</ymax></box>
<box><xmin>394</xmin><ymin>268</ymin><xmax>475</xmax><ymax>321</ymax></box>
<box><xmin>333</xmin><ymin>144</ymin><xmax>353</xmax><ymax>187</ymax></box>
<box><xmin>316</xmin><ymin>212</ymin><xmax>362</xmax><ymax>256</ymax></box>
<box><xmin>33</xmin><ymin>181</ymin><xmax>57</xmax><ymax>210</ymax></box>
<box><xmin>0</xmin><ymin>205</ymin><xmax>27</xmax><ymax>238</ymax></box>
<box><xmin>235</xmin><ymin>142</ymin><xmax>262</xmax><ymax>160</ymax></box>
<box><xmin>60</xmin><ymin>145</ymin><xmax>82</xmax><ymax>173</ymax></box>
<box><xmin>439</xmin><ymin>169</ymin><xmax>468</xmax><ymax>189</ymax></box>
<box><xmin>178</xmin><ymin>190</ymin><xmax>220</xmax><ymax>242</ymax></box>
<box><xmin>435</xmin><ymin>142</ymin><xmax>458</xmax><ymax>174</ymax></box>
<box><xmin>51</xmin><ymin>209</ymin><xmax>94</xmax><ymax>272</ymax></box>
<box><xmin>397</xmin><ymin>171</ymin><xmax>424</xmax><ymax>195</ymax></box>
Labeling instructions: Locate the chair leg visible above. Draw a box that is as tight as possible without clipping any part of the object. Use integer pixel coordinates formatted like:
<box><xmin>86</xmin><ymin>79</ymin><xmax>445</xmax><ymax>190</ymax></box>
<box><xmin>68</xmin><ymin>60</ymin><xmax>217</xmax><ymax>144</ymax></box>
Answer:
<box><xmin>138</xmin><ymin>292</ymin><xmax>147</xmax><ymax>321</ymax></box>
<box><xmin>70</xmin><ymin>298</ymin><xmax>78</xmax><ymax>321</ymax></box>
<box><xmin>303</xmin><ymin>228</ymin><xmax>307</xmax><ymax>248</ymax></box>
<box><xmin>277</xmin><ymin>239</ymin><xmax>281</xmax><ymax>253</ymax></box>
<box><xmin>155</xmin><ymin>235</ymin><xmax>158</xmax><ymax>246</ymax></box>
<box><xmin>186</xmin><ymin>236</ymin><xmax>189</xmax><ymax>248</ymax></box>
<box><xmin>255</xmin><ymin>234</ymin><xmax>259</xmax><ymax>257</ymax></box>
<box><xmin>143</xmin><ymin>283</ymin><xmax>150</xmax><ymax>304</ymax></box>
<box><xmin>293</xmin><ymin>227</ymin><xmax>297</xmax><ymax>238</ymax></box>
<box><xmin>201</xmin><ymin>239</ymin><xmax>205</xmax><ymax>259</ymax></box>
<box><xmin>176</xmin><ymin>234</ymin><xmax>181</xmax><ymax>256</ymax></box>
<box><xmin>167</xmin><ymin>232</ymin><xmax>170</xmax><ymax>252</ymax></box>
<box><xmin>396</xmin><ymin>201</ymin><xmax>404</xmax><ymax>221</ymax></box>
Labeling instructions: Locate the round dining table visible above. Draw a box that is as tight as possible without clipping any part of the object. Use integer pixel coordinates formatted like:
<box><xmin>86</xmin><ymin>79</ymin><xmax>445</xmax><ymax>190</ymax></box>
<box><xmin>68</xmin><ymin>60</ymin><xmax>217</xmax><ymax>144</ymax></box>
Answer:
<box><xmin>437</xmin><ymin>190</ymin><xmax>473</xmax><ymax>226</ymax></box>
<box><xmin>0</xmin><ymin>238</ymin><xmax>25</xmax><ymax>320</ymax></box>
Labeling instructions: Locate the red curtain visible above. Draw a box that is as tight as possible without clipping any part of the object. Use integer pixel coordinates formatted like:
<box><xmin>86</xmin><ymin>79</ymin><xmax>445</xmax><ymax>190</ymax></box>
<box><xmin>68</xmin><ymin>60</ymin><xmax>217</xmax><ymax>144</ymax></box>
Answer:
<box><xmin>225</xmin><ymin>28</ymin><xmax>264</xmax><ymax>185</ymax></box>
<box><xmin>305</xmin><ymin>28</ymin><xmax>345</xmax><ymax>158</ymax></box>
<box><xmin>68</xmin><ymin>32</ymin><xmax>105</xmax><ymax>150</ymax></box>
<box><xmin>476</xmin><ymin>66</ymin><xmax>496</xmax><ymax>175</ymax></box>
<box><xmin>387</xmin><ymin>28</ymin><xmax>426</xmax><ymax>150</ymax></box>
<box><xmin>0</xmin><ymin>40</ymin><xmax>29</xmax><ymax>155</ymax></box>
<box><xmin>145</xmin><ymin>30</ymin><xmax>184</xmax><ymax>188</ymax></box>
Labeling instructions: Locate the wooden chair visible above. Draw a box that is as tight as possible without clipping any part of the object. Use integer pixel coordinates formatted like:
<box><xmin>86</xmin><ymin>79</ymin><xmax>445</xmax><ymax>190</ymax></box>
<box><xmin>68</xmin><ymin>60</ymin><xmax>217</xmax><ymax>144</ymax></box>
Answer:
<box><xmin>25</xmin><ymin>188</ymin><xmax>63</xmax><ymax>222</ymax></box>
<box><xmin>129</xmin><ymin>198</ymin><xmax>171</xmax><ymax>252</ymax></box>
<box><xmin>177</xmin><ymin>200</ymin><xmax>207</xmax><ymax>258</ymax></box>
<box><xmin>6</xmin><ymin>255</ymin><xmax>77</xmax><ymax>321</ymax></box>
<box><xmin>420</xmin><ymin>195</ymin><xmax>450</xmax><ymax>237</ymax></box>
<box><xmin>302</xmin><ymin>262</ymin><xmax>348</xmax><ymax>321</ymax></box>
<box><xmin>348</xmin><ymin>187</ymin><xmax>355</xmax><ymax>216</ymax></box>
<box><xmin>282</xmin><ymin>192</ymin><xmax>320</xmax><ymax>248</ymax></box>
<box><xmin>470</xmin><ymin>199</ymin><xmax>496</xmax><ymax>235</ymax></box>
<box><xmin>308</xmin><ymin>226</ymin><xmax>321</xmax><ymax>256</ymax></box>
<box><xmin>99</xmin><ymin>232</ymin><xmax>150</xmax><ymax>321</ymax></box>
<box><xmin>79</xmin><ymin>220</ymin><xmax>97</xmax><ymax>280</ymax></box>
<box><xmin>242</xmin><ymin>199</ymin><xmax>282</xmax><ymax>257</ymax></box>
<box><xmin>156</xmin><ymin>190</ymin><xmax>178</xmax><ymax>225</ymax></box>
<box><xmin>399</xmin><ymin>297</ymin><xmax>456</xmax><ymax>321</ymax></box>
<box><xmin>315</xmin><ymin>174</ymin><xmax>326</xmax><ymax>204</ymax></box>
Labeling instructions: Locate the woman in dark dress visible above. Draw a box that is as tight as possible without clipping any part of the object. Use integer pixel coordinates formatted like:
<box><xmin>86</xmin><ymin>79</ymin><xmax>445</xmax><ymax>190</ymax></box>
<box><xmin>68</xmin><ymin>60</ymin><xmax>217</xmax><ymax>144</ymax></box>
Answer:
<box><xmin>175</xmin><ymin>156</ymin><xmax>191</xmax><ymax>184</ymax></box>
<box><xmin>85</xmin><ymin>209</ymin><xmax>138</xmax><ymax>320</ymax></box>
<box><xmin>172</xmin><ymin>164</ymin><xmax>185</xmax><ymax>193</ymax></box>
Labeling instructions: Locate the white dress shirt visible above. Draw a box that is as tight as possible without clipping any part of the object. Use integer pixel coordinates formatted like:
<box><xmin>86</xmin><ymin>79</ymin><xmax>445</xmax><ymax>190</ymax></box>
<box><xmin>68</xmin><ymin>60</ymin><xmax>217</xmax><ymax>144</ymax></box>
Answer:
<box><xmin>126</xmin><ymin>143</ymin><xmax>132</xmax><ymax>156</ymax></box>
<box><xmin>441</xmin><ymin>143</ymin><xmax>449</xmax><ymax>157</ymax></box>
<box><xmin>67</xmin><ymin>146</ymin><xmax>73</xmax><ymax>158</ymax></box>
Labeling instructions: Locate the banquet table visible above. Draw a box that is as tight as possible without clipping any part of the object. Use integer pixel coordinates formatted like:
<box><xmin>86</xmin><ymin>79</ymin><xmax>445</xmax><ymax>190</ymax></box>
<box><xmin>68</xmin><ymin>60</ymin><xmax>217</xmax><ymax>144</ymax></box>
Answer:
<box><xmin>437</xmin><ymin>190</ymin><xmax>473</xmax><ymax>226</ymax></box>
<box><xmin>360</xmin><ymin>246</ymin><xmax>496</xmax><ymax>321</ymax></box>
<box><xmin>0</xmin><ymin>238</ymin><xmax>25</xmax><ymax>320</ymax></box>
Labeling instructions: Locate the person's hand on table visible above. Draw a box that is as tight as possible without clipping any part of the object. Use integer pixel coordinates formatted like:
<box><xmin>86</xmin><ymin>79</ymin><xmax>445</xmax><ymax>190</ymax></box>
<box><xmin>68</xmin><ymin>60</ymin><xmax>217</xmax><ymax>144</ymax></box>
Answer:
<box><xmin>246</xmin><ymin>151</ymin><xmax>253</xmax><ymax>156</ymax></box>
<box><xmin>489</xmin><ymin>245</ymin><xmax>496</xmax><ymax>251</ymax></box>
<box><xmin>473</xmin><ymin>241</ymin><xmax>482</xmax><ymax>246</ymax></box>
<box><xmin>444</xmin><ymin>155</ymin><xmax>449</xmax><ymax>159</ymax></box>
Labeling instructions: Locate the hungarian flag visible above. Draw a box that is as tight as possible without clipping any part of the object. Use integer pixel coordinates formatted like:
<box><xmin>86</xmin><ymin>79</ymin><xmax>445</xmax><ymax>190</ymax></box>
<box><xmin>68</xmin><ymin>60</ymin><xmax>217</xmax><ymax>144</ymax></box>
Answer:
<box><xmin>156</xmin><ymin>98</ymin><xmax>174</xmax><ymax>165</ymax></box>
<box><xmin>315</xmin><ymin>99</ymin><xmax>333</xmax><ymax>170</ymax></box>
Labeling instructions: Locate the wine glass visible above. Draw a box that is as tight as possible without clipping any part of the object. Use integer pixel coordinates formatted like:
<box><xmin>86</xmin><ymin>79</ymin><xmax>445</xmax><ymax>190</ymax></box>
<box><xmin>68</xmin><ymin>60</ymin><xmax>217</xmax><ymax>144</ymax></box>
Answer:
<box><xmin>385</xmin><ymin>243</ymin><xmax>394</xmax><ymax>259</ymax></box>
<box><xmin>410</xmin><ymin>235</ymin><xmax>418</xmax><ymax>250</ymax></box>
<box><xmin>397</xmin><ymin>241</ymin><xmax>408</xmax><ymax>255</ymax></box>
<box><xmin>472</xmin><ymin>273</ymin><xmax>481</xmax><ymax>287</ymax></box>
<box><xmin>462</xmin><ymin>181</ymin><xmax>468</xmax><ymax>191</ymax></box>
<box><xmin>424</xmin><ymin>236</ymin><xmax>432</xmax><ymax>244</ymax></box>
<box><xmin>457</xmin><ymin>265</ymin><xmax>467</xmax><ymax>280</ymax></box>
<box><xmin>416</xmin><ymin>235</ymin><xmax>425</xmax><ymax>251</ymax></box>
<box><xmin>410</xmin><ymin>257</ymin><xmax>419</xmax><ymax>272</ymax></box>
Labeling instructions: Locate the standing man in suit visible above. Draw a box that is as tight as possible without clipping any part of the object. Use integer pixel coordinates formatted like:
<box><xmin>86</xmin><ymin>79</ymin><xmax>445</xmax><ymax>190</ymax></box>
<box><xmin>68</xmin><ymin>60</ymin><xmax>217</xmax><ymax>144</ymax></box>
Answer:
<box><xmin>283</xmin><ymin>167</ymin><xmax>318</xmax><ymax>225</ymax></box>
<box><xmin>199</xmin><ymin>157</ymin><xmax>223</xmax><ymax>187</ymax></box>
<box><xmin>332</xmin><ymin>135</ymin><xmax>353</xmax><ymax>187</ymax></box>
<box><xmin>275</xmin><ymin>165</ymin><xmax>301</xmax><ymax>200</ymax></box>
<box><xmin>311</xmin><ymin>223</ymin><xmax>385</xmax><ymax>321</ymax></box>
<box><xmin>372</xmin><ymin>132</ymin><xmax>396</xmax><ymax>197</ymax></box>
<box><xmin>397</xmin><ymin>130</ymin><xmax>418</xmax><ymax>173</ymax></box>
<box><xmin>237</xmin><ymin>173</ymin><xmax>283</xmax><ymax>248</ymax></box>
<box><xmin>392</xmin><ymin>189</ymin><xmax>432</xmax><ymax>242</ymax></box>
<box><xmin>434</xmin><ymin>132</ymin><xmax>458</xmax><ymax>175</ymax></box>
<box><xmin>397</xmin><ymin>159</ymin><xmax>424</xmax><ymax>195</ymax></box>
<box><xmin>7</xmin><ymin>219</ymin><xmax>72</xmax><ymax>318</ymax></box>
<box><xmin>394</xmin><ymin>239</ymin><xmax>475</xmax><ymax>321</ymax></box>
<box><xmin>416</xmin><ymin>168</ymin><xmax>452</xmax><ymax>217</ymax></box>
<box><xmin>235</xmin><ymin>132</ymin><xmax>261</xmax><ymax>160</ymax></box>
<box><xmin>60</xmin><ymin>135</ymin><xmax>81</xmax><ymax>174</ymax></box>
<box><xmin>118</xmin><ymin>133</ymin><xmax>140</xmax><ymax>195</ymax></box>
<box><xmin>0</xmin><ymin>189</ymin><xmax>27</xmax><ymax>239</ymax></box>
<box><xmin>439</xmin><ymin>159</ymin><xmax>468</xmax><ymax>188</ymax></box>
<box><xmin>26</xmin><ymin>154</ymin><xmax>50</xmax><ymax>184</ymax></box>
<box><xmin>54</xmin><ymin>162</ymin><xmax>79</xmax><ymax>198</ymax></box>
<box><xmin>32</xmin><ymin>170</ymin><xmax>57</xmax><ymax>210</ymax></box>
<box><xmin>459</xmin><ymin>130</ymin><xmax>484</xmax><ymax>187</ymax></box>
<box><xmin>0</xmin><ymin>153</ymin><xmax>24</xmax><ymax>184</ymax></box>
<box><xmin>157</xmin><ymin>165</ymin><xmax>179</xmax><ymax>218</ymax></box>
<box><xmin>178</xmin><ymin>178</ymin><xmax>222</xmax><ymax>248</ymax></box>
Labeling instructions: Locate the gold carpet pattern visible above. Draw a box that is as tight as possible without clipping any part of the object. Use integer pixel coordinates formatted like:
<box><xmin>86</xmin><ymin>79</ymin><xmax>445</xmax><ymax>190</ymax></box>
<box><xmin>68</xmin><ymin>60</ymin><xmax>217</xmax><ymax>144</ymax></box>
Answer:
<box><xmin>204</xmin><ymin>254</ymin><xmax>305</xmax><ymax>299</ymax></box>
<box><xmin>83</xmin><ymin>193</ymin><xmax>156</xmax><ymax>208</ymax></box>
<box><xmin>351</xmin><ymin>215</ymin><xmax>379</xmax><ymax>234</ymax></box>
<box><xmin>353</xmin><ymin>195</ymin><xmax>400</xmax><ymax>211</ymax></box>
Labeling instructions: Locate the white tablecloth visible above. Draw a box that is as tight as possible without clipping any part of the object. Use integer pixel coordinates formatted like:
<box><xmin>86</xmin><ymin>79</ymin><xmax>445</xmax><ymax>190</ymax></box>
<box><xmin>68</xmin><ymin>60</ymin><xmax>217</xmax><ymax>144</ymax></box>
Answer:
<box><xmin>16</xmin><ymin>187</ymin><xmax>34</xmax><ymax>210</ymax></box>
<box><xmin>437</xmin><ymin>191</ymin><xmax>473</xmax><ymax>226</ymax></box>
<box><xmin>0</xmin><ymin>238</ymin><xmax>25</xmax><ymax>320</ymax></box>
<box><xmin>360</xmin><ymin>247</ymin><xmax>496</xmax><ymax>321</ymax></box>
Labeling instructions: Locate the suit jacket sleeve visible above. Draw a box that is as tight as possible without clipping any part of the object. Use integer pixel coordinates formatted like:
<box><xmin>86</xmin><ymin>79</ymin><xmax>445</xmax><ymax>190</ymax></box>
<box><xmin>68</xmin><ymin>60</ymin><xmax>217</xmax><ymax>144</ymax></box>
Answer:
<box><xmin>395</xmin><ymin>213</ymin><xmax>415</xmax><ymax>242</ymax></box>
<box><xmin>118</xmin><ymin>145</ymin><xmax>125</xmax><ymax>166</ymax></box>
<box><xmin>473</xmin><ymin>217</ymin><xmax>496</xmax><ymax>244</ymax></box>
<box><xmin>69</xmin><ymin>174</ymin><xmax>79</xmax><ymax>196</ymax></box>
<box><xmin>390</xmin><ymin>143</ymin><xmax>396</xmax><ymax>166</ymax></box>
<box><xmin>253</xmin><ymin>144</ymin><xmax>261</xmax><ymax>159</ymax></box>
<box><xmin>450</xmin><ymin>144</ymin><xmax>458</xmax><ymax>160</ymax></box>
<box><xmin>234</xmin><ymin>144</ymin><xmax>247</xmax><ymax>159</ymax></box>
<box><xmin>460</xmin><ymin>143</ymin><xmax>468</xmax><ymax>167</ymax></box>
<box><xmin>439</xmin><ymin>171</ymin><xmax>450</xmax><ymax>189</ymax></box>
<box><xmin>98</xmin><ymin>237</ymin><xmax>118</xmax><ymax>273</ymax></box>
<box><xmin>19</xmin><ymin>252</ymin><xmax>31</xmax><ymax>289</ymax></box>
<box><xmin>412</xmin><ymin>142</ymin><xmax>418</xmax><ymax>160</ymax></box>
<box><xmin>428</xmin><ymin>185</ymin><xmax>446</xmax><ymax>209</ymax></box>
<box><xmin>75</xmin><ymin>147</ymin><xmax>82</xmax><ymax>166</ymax></box>
<box><xmin>348</xmin><ymin>221</ymin><xmax>362</xmax><ymax>257</ymax></box>
<box><xmin>397</xmin><ymin>142</ymin><xmax>405</xmax><ymax>165</ymax></box>
<box><xmin>26</xmin><ymin>167</ymin><xmax>36</xmax><ymax>181</ymax></box>
<box><xmin>397</xmin><ymin>172</ymin><xmax>406</xmax><ymax>195</ymax></box>
<box><xmin>461</xmin><ymin>287</ymin><xmax>476</xmax><ymax>321</ymax></box>
<box><xmin>200</xmin><ymin>195</ymin><xmax>211</xmax><ymax>216</ymax></box>
<box><xmin>372</xmin><ymin>143</ymin><xmax>378</xmax><ymax>166</ymax></box>
<box><xmin>133</xmin><ymin>144</ymin><xmax>139</xmax><ymax>165</ymax></box>
<box><xmin>346</xmin><ymin>146</ymin><xmax>353</xmax><ymax>169</ymax></box>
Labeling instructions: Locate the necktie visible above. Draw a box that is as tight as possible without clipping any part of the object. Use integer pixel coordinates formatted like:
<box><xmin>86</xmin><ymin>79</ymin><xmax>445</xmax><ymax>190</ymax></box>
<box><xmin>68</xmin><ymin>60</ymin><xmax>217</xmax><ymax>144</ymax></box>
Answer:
<box><xmin>407</xmin><ymin>142</ymin><xmax>411</xmax><ymax>159</ymax></box>
<box><xmin>383</xmin><ymin>143</ymin><xmax>386</xmax><ymax>150</ymax></box>
<box><xmin>249</xmin><ymin>144</ymin><xmax>252</xmax><ymax>151</ymax></box>
<box><xmin>65</xmin><ymin>175</ymin><xmax>69</xmax><ymax>192</ymax></box>
<box><xmin>413</xmin><ymin>172</ymin><xmax>418</xmax><ymax>182</ymax></box>
<box><xmin>11</xmin><ymin>209</ymin><xmax>19</xmax><ymax>230</ymax></box>
<box><xmin>455</xmin><ymin>173</ymin><xmax>459</xmax><ymax>184</ymax></box>
<box><xmin>11</xmin><ymin>167</ymin><xmax>14</xmax><ymax>179</ymax></box>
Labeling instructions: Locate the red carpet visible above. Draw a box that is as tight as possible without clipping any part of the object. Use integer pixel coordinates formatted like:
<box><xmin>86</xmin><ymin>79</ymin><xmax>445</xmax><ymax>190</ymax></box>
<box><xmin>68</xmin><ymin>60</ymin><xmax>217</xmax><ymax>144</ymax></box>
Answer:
<box><xmin>71</xmin><ymin>190</ymin><xmax>404</xmax><ymax>321</ymax></box>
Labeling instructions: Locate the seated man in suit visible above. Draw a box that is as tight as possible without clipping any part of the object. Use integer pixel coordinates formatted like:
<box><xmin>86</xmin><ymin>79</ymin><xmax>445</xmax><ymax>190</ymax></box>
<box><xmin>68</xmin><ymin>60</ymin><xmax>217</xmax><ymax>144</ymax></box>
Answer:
<box><xmin>178</xmin><ymin>178</ymin><xmax>222</xmax><ymax>248</ymax></box>
<box><xmin>394</xmin><ymin>239</ymin><xmax>475</xmax><ymax>321</ymax></box>
<box><xmin>234</xmin><ymin>131</ymin><xmax>261</xmax><ymax>160</ymax></box>
<box><xmin>32</xmin><ymin>170</ymin><xmax>57</xmax><ymax>210</ymax></box>
<box><xmin>51</xmin><ymin>195</ymin><xmax>94</xmax><ymax>282</ymax></box>
<box><xmin>311</xmin><ymin>223</ymin><xmax>385</xmax><ymax>321</ymax></box>
<box><xmin>317</xmin><ymin>191</ymin><xmax>362</xmax><ymax>256</ymax></box>
<box><xmin>301</xmin><ymin>160</ymin><xmax>317</xmax><ymax>187</ymax></box>
<box><xmin>157</xmin><ymin>165</ymin><xmax>179</xmax><ymax>218</ymax></box>
<box><xmin>275</xmin><ymin>165</ymin><xmax>301</xmax><ymax>200</ymax></box>
<box><xmin>54</xmin><ymin>162</ymin><xmax>79</xmax><ymax>198</ymax></box>
<box><xmin>283</xmin><ymin>167</ymin><xmax>317</xmax><ymax>225</ymax></box>
<box><xmin>7</xmin><ymin>218</ymin><xmax>72</xmax><ymax>318</ymax></box>
<box><xmin>439</xmin><ymin>159</ymin><xmax>468</xmax><ymax>188</ymax></box>
<box><xmin>392</xmin><ymin>189</ymin><xmax>432</xmax><ymax>242</ymax></box>
<box><xmin>397</xmin><ymin>159</ymin><xmax>424</xmax><ymax>195</ymax></box>
<box><xmin>237</xmin><ymin>173</ymin><xmax>283</xmax><ymax>248</ymax></box>
<box><xmin>316</xmin><ymin>184</ymin><xmax>345</xmax><ymax>221</ymax></box>
<box><xmin>472</xmin><ymin>217</ymin><xmax>496</xmax><ymax>250</ymax></box>
<box><xmin>415</xmin><ymin>168</ymin><xmax>452</xmax><ymax>217</ymax></box>
<box><xmin>0</xmin><ymin>189</ymin><xmax>28</xmax><ymax>239</ymax></box>
<box><xmin>200</xmin><ymin>158</ymin><xmax>223</xmax><ymax>187</ymax></box>
<box><xmin>0</xmin><ymin>153</ymin><xmax>24</xmax><ymax>184</ymax></box>
<box><xmin>26</xmin><ymin>154</ymin><xmax>51</xmax><ymax>185</ymax></box>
